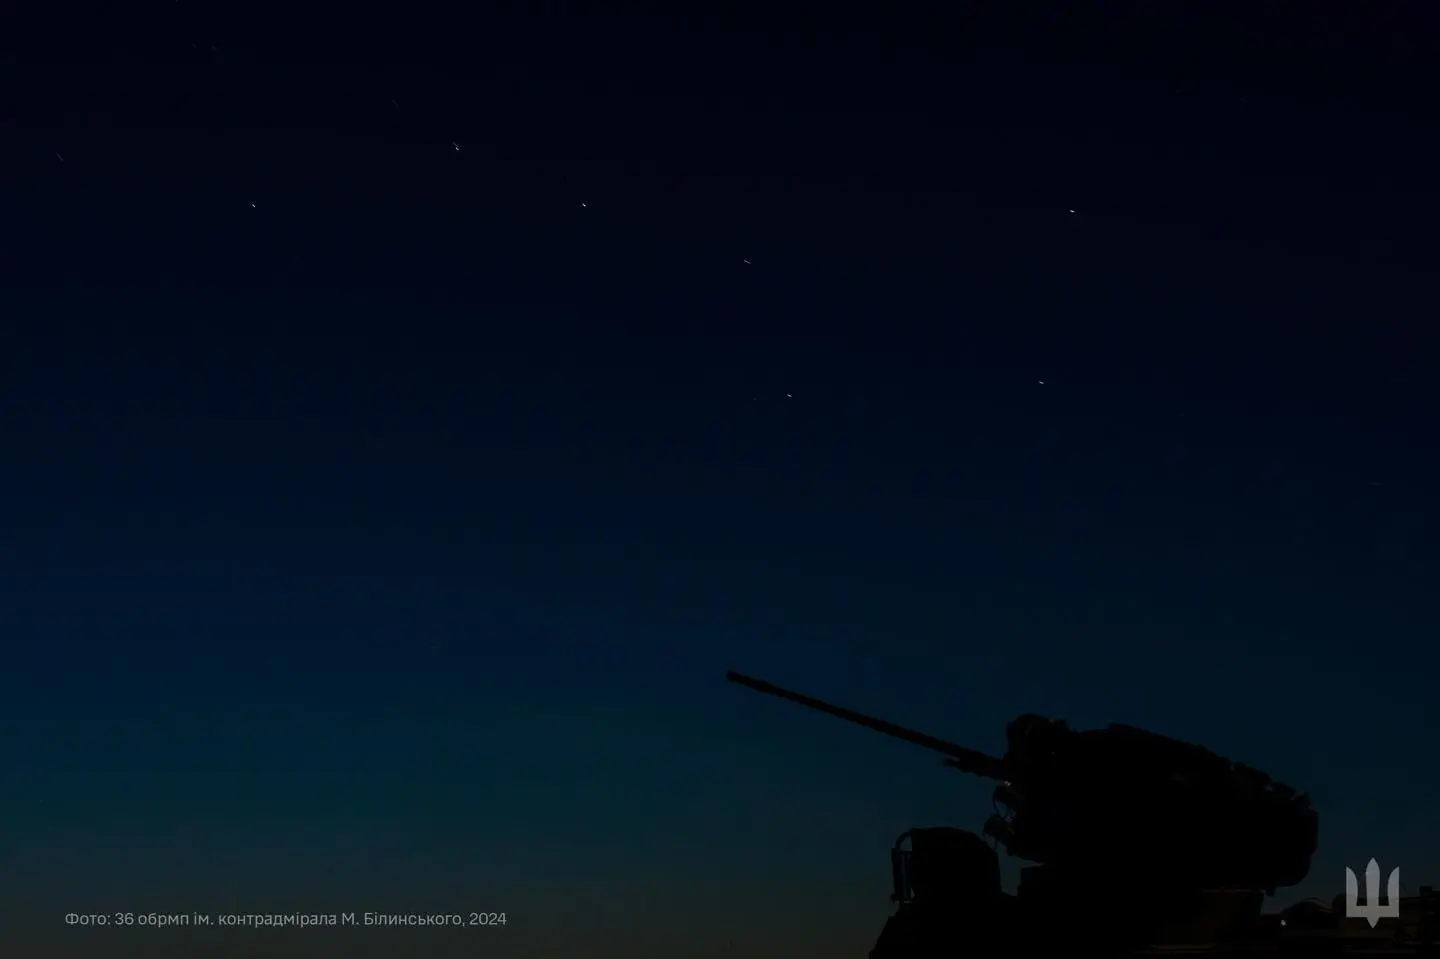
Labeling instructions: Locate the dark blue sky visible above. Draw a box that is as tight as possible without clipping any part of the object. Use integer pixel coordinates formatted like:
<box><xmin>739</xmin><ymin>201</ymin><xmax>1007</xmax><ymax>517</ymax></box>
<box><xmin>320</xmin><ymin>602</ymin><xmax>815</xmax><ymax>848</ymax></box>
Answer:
<box><xmin>1</xmin><ymin>4</ymin><xmax>1437</xmax><ymax>956</ymax></box>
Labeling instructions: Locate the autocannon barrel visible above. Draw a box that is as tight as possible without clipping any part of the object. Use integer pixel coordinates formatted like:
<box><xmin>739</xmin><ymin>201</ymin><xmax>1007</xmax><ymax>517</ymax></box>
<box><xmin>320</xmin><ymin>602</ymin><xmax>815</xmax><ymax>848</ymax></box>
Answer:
<box><xmin>725</xmin><ymin>671</ymin><xmax>1008</xmax><ymax>780</ymax></box>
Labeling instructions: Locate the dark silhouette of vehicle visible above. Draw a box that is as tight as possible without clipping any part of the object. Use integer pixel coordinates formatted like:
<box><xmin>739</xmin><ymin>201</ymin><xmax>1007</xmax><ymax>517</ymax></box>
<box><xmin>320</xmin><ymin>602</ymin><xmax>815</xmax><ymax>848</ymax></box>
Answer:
<box><xmin>724</xmin><ymin>671</ymin><xmax>1436</xmax><ymax>957</ymax></box>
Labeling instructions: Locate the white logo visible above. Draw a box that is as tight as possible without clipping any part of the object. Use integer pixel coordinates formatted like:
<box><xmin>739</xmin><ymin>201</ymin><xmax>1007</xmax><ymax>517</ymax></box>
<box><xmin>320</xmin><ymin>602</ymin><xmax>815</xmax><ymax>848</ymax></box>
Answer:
<box><xmin>1344</xmin><ymin>858</ymin><xmax>1400</xmax><ymax>927</ymax></box>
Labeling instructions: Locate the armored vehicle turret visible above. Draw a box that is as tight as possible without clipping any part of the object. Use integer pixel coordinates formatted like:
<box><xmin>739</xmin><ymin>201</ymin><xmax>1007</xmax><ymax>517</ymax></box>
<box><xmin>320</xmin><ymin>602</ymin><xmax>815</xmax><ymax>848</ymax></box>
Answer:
<box><xmin>725</xmin><ymin>670</ymin><xmax>1320</xmax><ymax>957</ymax></box>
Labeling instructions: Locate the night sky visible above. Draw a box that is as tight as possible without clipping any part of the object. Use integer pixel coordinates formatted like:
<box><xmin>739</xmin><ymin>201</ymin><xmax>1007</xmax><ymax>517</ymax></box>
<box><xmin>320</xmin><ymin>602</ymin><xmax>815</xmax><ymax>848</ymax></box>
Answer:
<box><xmin>1</xmin><ymin>3</ymin><xmax>1437</xmax><ymax>957</ymax></box>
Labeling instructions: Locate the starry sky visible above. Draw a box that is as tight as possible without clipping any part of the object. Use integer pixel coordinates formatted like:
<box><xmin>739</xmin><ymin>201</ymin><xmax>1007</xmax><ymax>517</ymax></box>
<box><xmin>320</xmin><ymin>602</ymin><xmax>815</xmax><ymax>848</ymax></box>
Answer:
<box><xmin>1</xmin><ymin>4</ymin><xmax>1437</xmax><ymax>957</ymax></box>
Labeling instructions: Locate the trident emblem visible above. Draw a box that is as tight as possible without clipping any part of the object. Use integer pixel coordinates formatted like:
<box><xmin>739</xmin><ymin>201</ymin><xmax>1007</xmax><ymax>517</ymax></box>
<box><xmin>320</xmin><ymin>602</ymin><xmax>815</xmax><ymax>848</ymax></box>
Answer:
<box><xmin>1345</xmin><ymin>858</ymin><xmax>1400</xmax><ymax>927</ymax></box>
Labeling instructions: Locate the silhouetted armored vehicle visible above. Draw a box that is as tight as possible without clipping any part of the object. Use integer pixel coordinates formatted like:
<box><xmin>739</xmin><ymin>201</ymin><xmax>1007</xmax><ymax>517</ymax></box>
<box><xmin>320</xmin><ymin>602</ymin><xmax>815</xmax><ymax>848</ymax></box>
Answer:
<box><xmin>725</xmin><ymin>671</ymin><xmax>1325</xmax><ymax>958</ymax></box>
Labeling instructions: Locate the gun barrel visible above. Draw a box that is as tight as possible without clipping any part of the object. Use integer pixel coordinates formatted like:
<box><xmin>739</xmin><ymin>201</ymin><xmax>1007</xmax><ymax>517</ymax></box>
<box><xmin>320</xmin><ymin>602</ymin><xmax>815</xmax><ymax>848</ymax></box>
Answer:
<box><xmin>725</xmin><ymin>671</ymin><xmax>1008</xmax><ymax>779</ymax></box>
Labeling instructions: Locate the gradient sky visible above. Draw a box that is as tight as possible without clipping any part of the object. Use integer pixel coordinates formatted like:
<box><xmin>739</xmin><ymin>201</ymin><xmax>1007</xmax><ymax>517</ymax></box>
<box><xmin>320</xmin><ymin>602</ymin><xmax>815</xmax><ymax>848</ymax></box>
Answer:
<box><xmin>1</xmin><ymin>5</ymin><xmax>1437</xmax><ymax>957</ymax></box>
